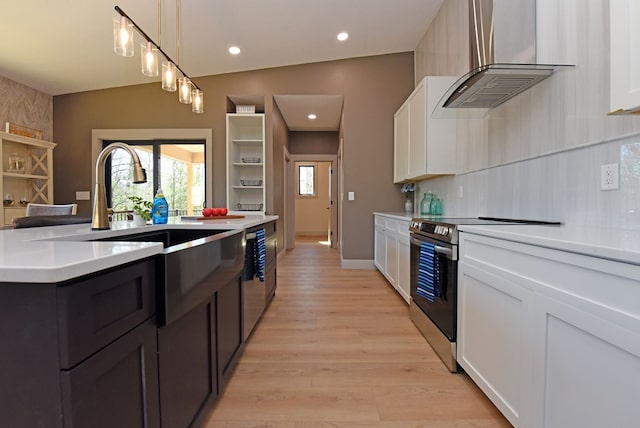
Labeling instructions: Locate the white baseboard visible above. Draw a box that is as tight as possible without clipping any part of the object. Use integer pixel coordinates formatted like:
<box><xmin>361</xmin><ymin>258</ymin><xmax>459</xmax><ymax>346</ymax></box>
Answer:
<box><xmin>340</xmin><ymin>257</ymin><xmax>375</xmax><ymax>269</ymax></box>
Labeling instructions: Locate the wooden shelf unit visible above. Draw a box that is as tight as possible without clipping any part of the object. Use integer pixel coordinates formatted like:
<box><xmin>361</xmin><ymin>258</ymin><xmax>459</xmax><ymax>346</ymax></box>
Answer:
<box><xmin>0</xmin><ymin>131</ymin><xmax>56</xmax><ymax>225</ymax></box>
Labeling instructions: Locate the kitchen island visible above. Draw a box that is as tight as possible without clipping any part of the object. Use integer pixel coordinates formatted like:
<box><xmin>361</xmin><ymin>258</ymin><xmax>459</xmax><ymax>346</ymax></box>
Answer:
<box><xmin>0</xmin><ymin>215</ymin><xmax>277</xmax><ymax>428</ymax></box>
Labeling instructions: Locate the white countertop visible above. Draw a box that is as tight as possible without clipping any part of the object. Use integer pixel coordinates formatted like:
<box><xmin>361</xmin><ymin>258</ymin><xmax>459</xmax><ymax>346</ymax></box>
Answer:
<box><xmin>0</xmin><ymin>215</ymin><xmax>278</xmax><ymax>283</ymax></box>
<box><xmin>373</xmin><ymin>212</ymin><xmax>413</xmax><ymax>221</ymax></box>
<box><xmin>459</xmin><ymin>223</ymin><xmax>640</xmax><ymax>266</ymax></box>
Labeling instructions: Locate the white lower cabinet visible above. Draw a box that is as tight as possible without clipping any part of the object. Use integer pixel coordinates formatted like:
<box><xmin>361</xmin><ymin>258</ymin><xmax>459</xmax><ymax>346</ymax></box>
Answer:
<box><xmin>457</xmin><ymin>263</ymin><xmax>532</xmax><ymax>426</ymax></box>
<box><xmin>373</xmin><ymin>214</ymin><xmax>410</xmax><ymax>304</ymax></box>
<box><xmin>396</xmin><ymin>236</ymin><xmax>410</xmax><ymax>302</ymax></box>
<box><xmin>374</xmin><ymin>217</ymin><xmax>387</xmax><ymax>273</ymax></box>
<box><xmin>458</xmin><ymin>231</ymin><xmax>640</xmax><ymax>428</ymax></box>
<box><xmin>384</xmin><ymin>230</ymin><xmax>398</xmax><ymax>286</ymax></box>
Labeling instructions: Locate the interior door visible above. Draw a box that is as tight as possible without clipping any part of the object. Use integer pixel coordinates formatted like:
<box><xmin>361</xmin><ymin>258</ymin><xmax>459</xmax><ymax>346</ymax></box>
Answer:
<box><xmin>327</xmin><ymin>162</ymin><xmax>336</xmax><ymax>248</ymax></box>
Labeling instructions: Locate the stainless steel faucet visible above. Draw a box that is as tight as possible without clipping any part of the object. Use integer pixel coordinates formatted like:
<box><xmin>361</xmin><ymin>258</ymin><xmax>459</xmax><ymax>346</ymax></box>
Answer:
<box><xmin>92</xmin><ymin>142</ymin><xmax>147</xmax><ymax>230</ymax></box>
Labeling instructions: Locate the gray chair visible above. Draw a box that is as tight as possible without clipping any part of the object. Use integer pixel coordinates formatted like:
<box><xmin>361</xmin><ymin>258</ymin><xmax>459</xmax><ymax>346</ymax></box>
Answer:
<box><xmin>26</xmin><ymin>203</ymin><xmax>77</xmax><ymax>216</ymax></box>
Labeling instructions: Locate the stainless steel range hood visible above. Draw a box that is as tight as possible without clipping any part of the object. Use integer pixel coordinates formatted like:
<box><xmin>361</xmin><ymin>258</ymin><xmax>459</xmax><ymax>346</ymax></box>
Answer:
<box><xmin>435</xmin><ymin>0</ymin><xmax>572</xmax><ymax>116</ymax></box>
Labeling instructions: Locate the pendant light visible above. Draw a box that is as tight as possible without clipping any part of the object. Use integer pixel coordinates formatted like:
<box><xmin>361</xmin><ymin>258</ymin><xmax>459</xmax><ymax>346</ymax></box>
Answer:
<box><xmin>179</xmin><ymin>77</ymin><xmax>192</xmax><ymax>104</ymax></box>
<box><xmin>192</xmin><ymin>89</ymin><xmax>204</xmax><ymax>113</ymax></box>
<box><xmin>162</xmin><ymin>62</ymin><xmax>177</xmax><ymax>91</ymax></box>
<box><xmin>141</xmin><ymin>41</ymin><xmax>159</xmax><ymax>76</ymax></box>
<box><xmin>113</xmin><ymin>16</ymin><xmax>134</xmax><ymax>57</ymax></box>
<box><xmin>113</xmin><ymin>4</ymin><xmax>204</xmax><ymax>113</ymax></box>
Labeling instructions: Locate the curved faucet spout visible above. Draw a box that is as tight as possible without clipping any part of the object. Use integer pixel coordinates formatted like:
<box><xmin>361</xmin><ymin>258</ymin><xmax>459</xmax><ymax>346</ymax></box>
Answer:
<box><xmin>92</xmin><ymin>142</ymin><xmax>147</xmax><ymax>230</ymax></box>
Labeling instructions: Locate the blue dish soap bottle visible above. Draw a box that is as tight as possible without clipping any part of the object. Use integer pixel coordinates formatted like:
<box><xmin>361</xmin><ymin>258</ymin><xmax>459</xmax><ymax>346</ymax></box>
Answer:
<box><xmin>152</xmin><ymin>188</ymin><xmax>168</xmax><ymax>224</ymax></box>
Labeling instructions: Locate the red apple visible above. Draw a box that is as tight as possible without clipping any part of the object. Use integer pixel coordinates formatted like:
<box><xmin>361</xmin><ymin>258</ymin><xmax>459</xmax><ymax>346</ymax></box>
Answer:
<box><xmin>220</xmin><ymin>207</ymin><xmax>228</xmax><ymax>216</ymax></box>
<box><xmin>202</xmin><ymin>207</ymin><xmax>213</xmax><ymax>217</ymax></box>
<box><xmin>211</xmin><ymin>208</ymin><xmax>221</xmax><ymax>216</ymax></box>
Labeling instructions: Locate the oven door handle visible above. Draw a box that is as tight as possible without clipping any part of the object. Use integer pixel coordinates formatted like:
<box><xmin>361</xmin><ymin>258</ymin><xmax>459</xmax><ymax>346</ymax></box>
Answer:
<box><xmin>434</xmin><ymin>245</ymin><xmax>453</xmax><ymax>257</ymax></box>
<box><xmin>410</xmin><ymin>236</ymin><xmax>455</xmax><ymax>260</ymax></box>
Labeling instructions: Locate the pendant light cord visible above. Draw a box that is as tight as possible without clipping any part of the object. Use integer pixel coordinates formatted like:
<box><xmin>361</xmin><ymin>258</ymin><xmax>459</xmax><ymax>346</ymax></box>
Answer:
<box><xmin>176</xmin><ymin>0</ymin><xmax>181</xmax><ymax>67</ymax></box>
<box><xmin>158</xmin><ymin>0</ymin><xmax>162</xmax><ymax>48</ymax></box>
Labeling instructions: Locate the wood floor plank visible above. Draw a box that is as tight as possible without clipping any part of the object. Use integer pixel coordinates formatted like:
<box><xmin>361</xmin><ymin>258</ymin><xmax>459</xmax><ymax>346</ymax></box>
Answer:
<box><xmin>203</xmin><ymin>237</ymin><xmax>511</xmax><ymax>427</ymax></box>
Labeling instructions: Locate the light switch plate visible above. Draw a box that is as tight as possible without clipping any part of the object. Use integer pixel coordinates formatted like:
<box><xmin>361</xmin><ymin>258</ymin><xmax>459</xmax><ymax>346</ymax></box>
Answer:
<box><xmin>348</xmin><ymin>191</ymin><xmax>355</xmax><ymax>201</ymax></box>
<box><xmin>76</xmin><ymin>191</ymin><xmax>90</xmax><ymax>200</ymax></box>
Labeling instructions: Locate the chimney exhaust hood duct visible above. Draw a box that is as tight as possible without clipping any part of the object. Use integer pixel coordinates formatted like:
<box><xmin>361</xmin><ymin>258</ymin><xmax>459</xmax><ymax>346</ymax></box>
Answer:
<box><xmin>435</xmin><ymin>0</ymin><xmax>572</xmax><ymax>116</ymax></box>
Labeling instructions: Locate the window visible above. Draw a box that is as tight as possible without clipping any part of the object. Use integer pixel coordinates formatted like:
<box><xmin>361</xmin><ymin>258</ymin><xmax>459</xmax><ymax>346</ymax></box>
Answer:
<box><xmin>105</xmin><ymin>140</ymin><xmax>206</xmax><ymax>217</ymax></box>
<box><xmin>298</xmin><ymin>164</ymin><xmax>316</xmax><ymax>196</ymax></box>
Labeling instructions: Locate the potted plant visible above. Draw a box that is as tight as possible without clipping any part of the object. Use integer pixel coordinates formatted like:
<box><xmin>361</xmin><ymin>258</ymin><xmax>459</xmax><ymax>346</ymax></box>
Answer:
<box><xmin>128</xmin><ymin>196</ymin><xmax>152</xmax><ymax>226</ymax></box>
<box><xmin>401</xmin><ymin>183</ymin><xmax>415</xmax><ymax>212</ymax></box>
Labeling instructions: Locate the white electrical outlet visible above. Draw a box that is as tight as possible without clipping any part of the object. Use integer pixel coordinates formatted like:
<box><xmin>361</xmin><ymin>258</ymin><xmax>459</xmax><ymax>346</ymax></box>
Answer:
<box><xmin>458</xmin><ymin>185</ymin><xmax>464</xmax><ymax>198</ymax></box>
<box><xmin>600</xmin><ymin>163</ymin><xmax>619</xmax><ymax>190</ymax></box>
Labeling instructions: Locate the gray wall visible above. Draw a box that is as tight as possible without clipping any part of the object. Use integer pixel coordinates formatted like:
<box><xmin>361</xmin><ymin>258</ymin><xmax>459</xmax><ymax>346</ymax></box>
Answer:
<box><xmin>289</xmin><ymin>132</ymin><xmax>339</xmax><ymax>155</ymax></box>
<box><xmin>53</xmin><ymin>53</ymin><xmax>414</xmax><ymax>261</ymax></box>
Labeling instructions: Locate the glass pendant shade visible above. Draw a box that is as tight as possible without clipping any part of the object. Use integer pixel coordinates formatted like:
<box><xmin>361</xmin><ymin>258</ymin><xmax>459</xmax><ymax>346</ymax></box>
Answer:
<box><xmin>191</xmin><ymin>89</ymin><xmax>204</xmax><ymax>113</ymax></box>
<box><xmin>141</xmin><ymin>42</ymin><xmax>159</xmax><ymax>76</ymax></box>
<box><xmin>162</xmin><ymin>62</ymin><xmax>177</xmax><ymax>91</ymax></box>
<box><xmin>113</xmin><ymin>16</ymin><xmax>134</xmax><ymax>57</ymax></box>
<box><xmin>179</xmin><ymin>77</ymin><xmax>192</xmax><ymax>104</ymax></box>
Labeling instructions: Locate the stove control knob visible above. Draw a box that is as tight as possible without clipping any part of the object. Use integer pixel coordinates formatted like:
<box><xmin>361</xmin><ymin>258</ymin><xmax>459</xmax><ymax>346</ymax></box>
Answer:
<box><xmin>441</xmin><ymin>228</ymin><xmax>449</xmax><ymax>236</ymax></box>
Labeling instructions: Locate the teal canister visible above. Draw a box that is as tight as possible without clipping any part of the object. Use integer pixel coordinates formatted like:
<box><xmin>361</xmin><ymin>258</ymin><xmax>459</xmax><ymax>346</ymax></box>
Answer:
<box><xmin>420</xmin><ymin>192</ymin><xmax>433</xmax><ymax>216</ymax></box>
<box><xmin>429</xmin><ymin>196</ymin><xmax>443</xmax><ymax>216</ymax></box>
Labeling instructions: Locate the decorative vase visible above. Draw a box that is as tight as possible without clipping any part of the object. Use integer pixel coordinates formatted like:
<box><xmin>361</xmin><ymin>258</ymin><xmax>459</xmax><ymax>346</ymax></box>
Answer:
<box><xmin>404</xmin><ymin>199</ymin><xmax>413</xmax><ymax>213</ymax></box>
<box><xmin>132</xmin><ymin>213</ymin><xmax>147</xmax><ymax>226</ymax></box>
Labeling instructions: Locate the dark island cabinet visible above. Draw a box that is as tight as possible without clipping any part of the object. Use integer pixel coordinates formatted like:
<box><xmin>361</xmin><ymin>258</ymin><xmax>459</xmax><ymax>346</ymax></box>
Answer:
<box><xmin>156</xmin><ymin>274</ymin><xmax>244</xmax><ymax>428</ymax></box>
<box><xmin>60</xmin><ymin>318</ymin><xmax>159</xmax><ymax>428</ymax></box>
<box><xmin>158</xmin><ymin>300</ymin><xmax>217</xmax><ymax>428</ymax></box>
<box><xmin>217</xmin><ymin>276</ymin><xmax>243</xmax><ymax>389</ymax></box>
<box><xmin>0</xmin><ymin>258</ymin><xmax>158</xmax><ymax>428</ymax></box>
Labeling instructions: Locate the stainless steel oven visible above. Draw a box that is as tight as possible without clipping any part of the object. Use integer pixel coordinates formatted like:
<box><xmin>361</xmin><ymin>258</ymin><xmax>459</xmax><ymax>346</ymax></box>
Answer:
<box><xmin>409</xmin><ymin>217</ymin><xmax>561</xmax><ymax>372</ymax></box>
<box><xmin>409</xmin><ymin>219</ymin><xmax>459</xmax><ymax>372</ymax></box>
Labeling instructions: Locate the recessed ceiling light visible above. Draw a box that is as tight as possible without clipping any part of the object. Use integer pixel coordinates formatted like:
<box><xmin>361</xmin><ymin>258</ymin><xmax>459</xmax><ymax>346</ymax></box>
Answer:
<box><xmin>308</xmin><ymin>114</ymin><xmax>317</xmax><ymax>120</ymax></box>
<box><xmin>228</xmin><ymin>46</ymin><xmax>241</xmax><ymax>55</ymax></box>
<box><xmin>337</xmin><ymin>32</ymin><xmax>349</xmax><ymax>41</ymax></box>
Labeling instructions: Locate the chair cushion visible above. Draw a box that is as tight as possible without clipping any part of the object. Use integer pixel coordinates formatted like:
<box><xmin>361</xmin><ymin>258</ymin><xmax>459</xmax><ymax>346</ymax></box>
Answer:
<box><xmin>13</xmin><ymin>215</ymin><xmax>91</xmax><ymax>229</ymax></box>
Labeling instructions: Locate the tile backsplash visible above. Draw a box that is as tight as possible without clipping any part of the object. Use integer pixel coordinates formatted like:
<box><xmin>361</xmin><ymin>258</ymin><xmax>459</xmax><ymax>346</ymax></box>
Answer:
<box><xmin>418</xmin><ymin>133</ymin><xmax>640</xmax><ymax>227</ymax></box>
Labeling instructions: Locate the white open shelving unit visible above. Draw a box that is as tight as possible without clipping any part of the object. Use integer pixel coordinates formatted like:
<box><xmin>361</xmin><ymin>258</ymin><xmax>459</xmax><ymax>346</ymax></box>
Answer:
<box><xmin>226</xmin><ymin>113</ymin><xmax>265</xmax><ymax>213</ymax></box>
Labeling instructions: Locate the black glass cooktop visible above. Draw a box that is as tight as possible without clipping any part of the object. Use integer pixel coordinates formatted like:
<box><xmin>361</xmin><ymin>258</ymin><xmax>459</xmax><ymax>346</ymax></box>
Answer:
<box><xmin>410</xmin><ymin>217</ymin><xmax>562</xmax><ymax>244</ymax></box>
<box><xmin>412</xmin><ymin>216</ymin><xmax>561</xmax><ymax>226</ymax></box>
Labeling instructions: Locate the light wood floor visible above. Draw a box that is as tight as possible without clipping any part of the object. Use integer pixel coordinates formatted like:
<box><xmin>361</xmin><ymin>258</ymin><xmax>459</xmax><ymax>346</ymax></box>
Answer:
<box><xmin>203</xmin><ymin>236</ymin><xmax>512</xmax><ymax>427</ymax></box>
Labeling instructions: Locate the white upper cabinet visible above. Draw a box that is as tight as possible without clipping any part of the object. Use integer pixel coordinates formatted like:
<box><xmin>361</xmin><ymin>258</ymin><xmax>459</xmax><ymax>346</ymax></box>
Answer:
<box><xmin>609</xmin><ymin>0</ymin><xmax>640</xmax><ymax>114</ymax></box>
<box><xmin>393</xmin><ymin>103</ymin><xmax>409</xmax><ymax>183</ymax></box>
<box><xmin>393</xmin><ymin>76</ymin><xmax>457</xmax><ymax>183</ymax></box>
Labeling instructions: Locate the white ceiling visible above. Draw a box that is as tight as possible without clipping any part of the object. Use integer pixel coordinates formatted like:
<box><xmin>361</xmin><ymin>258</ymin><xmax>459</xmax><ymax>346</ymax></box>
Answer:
<box><xmin>0</xmin><ymin>0</ymin><xmax>444</xmax><ymax>130</ymax></box>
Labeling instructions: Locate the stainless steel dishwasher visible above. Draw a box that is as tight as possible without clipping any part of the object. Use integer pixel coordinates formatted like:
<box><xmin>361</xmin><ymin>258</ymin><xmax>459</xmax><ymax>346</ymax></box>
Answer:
<box><xmin>243</xmin><ymin>221</ymin><xmax>277</xmax><ymax>340</ymax></box>
<box><xmin>242</xmin><ymin>226</ymin><xmax>267</xmax><ymax>340</ymax></box>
